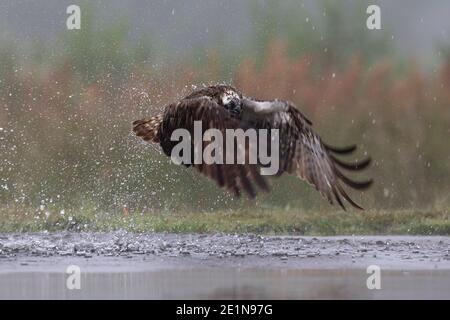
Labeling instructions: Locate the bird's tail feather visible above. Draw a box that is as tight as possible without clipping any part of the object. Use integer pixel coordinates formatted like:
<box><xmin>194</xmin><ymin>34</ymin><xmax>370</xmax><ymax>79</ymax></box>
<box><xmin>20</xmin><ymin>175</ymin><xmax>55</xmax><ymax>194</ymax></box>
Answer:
<box><xmin>132</xmin><ymin>114</ymin><xmax>164</xmax><ymax>143</ymax></box>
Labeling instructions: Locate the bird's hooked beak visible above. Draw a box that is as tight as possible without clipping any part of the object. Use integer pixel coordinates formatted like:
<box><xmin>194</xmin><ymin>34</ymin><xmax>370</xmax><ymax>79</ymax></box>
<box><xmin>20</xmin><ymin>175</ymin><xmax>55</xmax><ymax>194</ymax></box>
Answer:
<box><xmin>226</xmin><ymin>97</ymin><xmax>242</xmax><ymax>117</ymax></box>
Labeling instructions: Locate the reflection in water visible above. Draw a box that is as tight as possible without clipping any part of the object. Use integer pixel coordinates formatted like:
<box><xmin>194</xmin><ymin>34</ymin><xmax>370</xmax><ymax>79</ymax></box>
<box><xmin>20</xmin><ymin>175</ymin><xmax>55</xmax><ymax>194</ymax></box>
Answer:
<box><xmin>0</xmin><ymin>269</ymin><xmax>449</xmax><ymax>299</ymax></box>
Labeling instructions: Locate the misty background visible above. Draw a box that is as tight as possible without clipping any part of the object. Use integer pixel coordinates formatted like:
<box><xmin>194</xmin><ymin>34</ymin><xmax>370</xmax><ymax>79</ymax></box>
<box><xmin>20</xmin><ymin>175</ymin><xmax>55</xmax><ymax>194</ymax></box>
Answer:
<box><xmin>0</xmin><ymin>0</ymin><xmax>449</xmax><ymax>65</ymax></box>
<box><xmin>1</xmin><ymin>0</ymin><xmax>450</xmax><ymax>223</ymax></box>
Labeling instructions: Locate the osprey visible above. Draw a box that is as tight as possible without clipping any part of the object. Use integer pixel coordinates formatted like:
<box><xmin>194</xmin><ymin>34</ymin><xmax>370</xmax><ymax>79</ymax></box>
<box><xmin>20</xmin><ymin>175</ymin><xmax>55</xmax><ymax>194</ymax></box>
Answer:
<box><xmin>133</xmin><ymin>85</ymin><xmax>372</xmax><ymax>210</ymax></box>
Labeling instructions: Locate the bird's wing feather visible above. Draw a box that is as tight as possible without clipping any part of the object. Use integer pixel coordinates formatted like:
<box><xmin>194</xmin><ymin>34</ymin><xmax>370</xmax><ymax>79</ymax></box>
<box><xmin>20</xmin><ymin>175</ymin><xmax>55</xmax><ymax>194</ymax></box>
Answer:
<box><xmin>241</xmin><ymin>98</ymin><xmax>372</xmax><ymax>210</ymax></box>
<box><xmin>158</xmin><ymin>96</ymin><xmax>269</xmax><ymax>198</ymax></box>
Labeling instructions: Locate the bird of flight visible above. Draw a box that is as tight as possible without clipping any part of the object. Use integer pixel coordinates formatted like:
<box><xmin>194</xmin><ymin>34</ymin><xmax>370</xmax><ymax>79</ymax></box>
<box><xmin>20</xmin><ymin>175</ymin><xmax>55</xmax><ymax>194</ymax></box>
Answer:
<box><xmin>133</xmin><ymin>85</ymin><xmax>372</xmax><ymax>210</ymax></box>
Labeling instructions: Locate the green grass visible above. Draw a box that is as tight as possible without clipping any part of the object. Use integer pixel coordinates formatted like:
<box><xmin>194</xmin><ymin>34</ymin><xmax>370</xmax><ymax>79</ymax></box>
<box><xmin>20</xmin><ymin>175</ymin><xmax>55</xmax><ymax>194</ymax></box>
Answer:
<box><xmin>1</xmin><ymin>207</ymin><xmax>449</xmax><ymax>235</ymax></box>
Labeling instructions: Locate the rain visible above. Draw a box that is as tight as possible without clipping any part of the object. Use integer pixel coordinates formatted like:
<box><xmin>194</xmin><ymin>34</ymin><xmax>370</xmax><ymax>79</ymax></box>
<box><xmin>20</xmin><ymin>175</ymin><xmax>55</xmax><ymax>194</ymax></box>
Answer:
<box><xmin>0</xmin><ymin>0</ymin><xmax>449</xmax><ymax>301</ymax></box>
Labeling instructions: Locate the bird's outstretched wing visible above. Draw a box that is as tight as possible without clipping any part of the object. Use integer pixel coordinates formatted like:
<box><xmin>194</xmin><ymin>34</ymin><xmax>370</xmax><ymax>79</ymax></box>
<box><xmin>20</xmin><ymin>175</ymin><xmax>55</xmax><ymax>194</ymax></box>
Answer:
<box><xmin>134</xmin><ymin>96</ymin><xmax>269</xmax><ymax>198</ymax></box>
<box><xmin>241</xmin><ymin>98</ymin><xmax>372</xmax><ymax>210</ymax></box>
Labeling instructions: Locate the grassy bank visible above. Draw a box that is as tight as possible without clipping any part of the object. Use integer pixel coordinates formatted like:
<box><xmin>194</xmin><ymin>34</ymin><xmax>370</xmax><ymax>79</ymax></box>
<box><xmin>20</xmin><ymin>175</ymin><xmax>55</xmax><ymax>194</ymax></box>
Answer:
<box><xmin>1</xmin><ymin>208</ymin><xmax>448</xmax><ymax>235</ymax></box>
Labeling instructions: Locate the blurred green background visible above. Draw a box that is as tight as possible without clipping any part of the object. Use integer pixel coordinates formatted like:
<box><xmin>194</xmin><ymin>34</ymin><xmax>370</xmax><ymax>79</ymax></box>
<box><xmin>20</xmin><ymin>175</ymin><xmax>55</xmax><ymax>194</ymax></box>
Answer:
<box><xmin>1</xmin><ymin>0</ymin><xmax>450</xmax><ymax>221</ymax></box>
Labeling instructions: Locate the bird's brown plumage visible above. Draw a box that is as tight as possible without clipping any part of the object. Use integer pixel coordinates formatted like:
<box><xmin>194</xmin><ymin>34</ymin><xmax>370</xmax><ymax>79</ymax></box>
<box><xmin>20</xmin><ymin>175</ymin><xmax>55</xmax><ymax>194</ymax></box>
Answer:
<box><xmin>133</xmin><ymin>85</ymin><xmax>372</xmax><ymax>210</ymax></box>
<box><xmin>241</xmin><ymin>100</ymin><xmax>372</xmax><ymax>210</ymax></box>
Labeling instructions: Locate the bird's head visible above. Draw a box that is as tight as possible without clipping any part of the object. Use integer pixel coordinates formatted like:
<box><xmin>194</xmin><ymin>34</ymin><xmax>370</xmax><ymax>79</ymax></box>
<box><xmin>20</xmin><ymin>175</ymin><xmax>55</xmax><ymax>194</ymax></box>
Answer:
<box><xmin>220</xmin><ymin>90</ymin><xmax>242</xmax><ymax>117</ymax></box>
